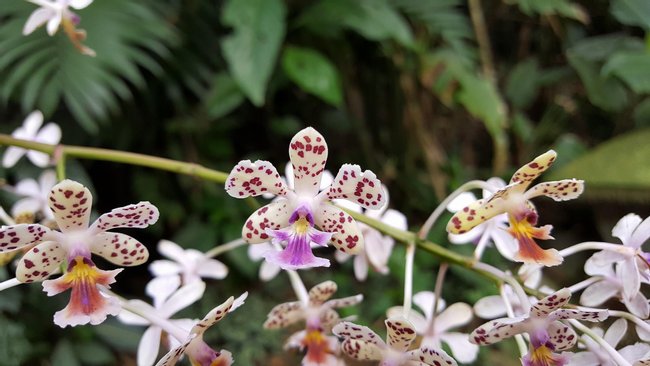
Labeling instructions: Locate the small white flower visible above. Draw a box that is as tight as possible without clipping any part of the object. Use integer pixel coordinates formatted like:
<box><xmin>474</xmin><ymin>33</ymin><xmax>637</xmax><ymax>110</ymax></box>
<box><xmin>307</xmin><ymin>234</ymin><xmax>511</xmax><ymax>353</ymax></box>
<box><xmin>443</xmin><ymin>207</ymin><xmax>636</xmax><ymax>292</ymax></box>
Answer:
<box><xmin>23</xmin><ymin>0</ymin><xmax>92</xmax><ymax>35</ymax></box>
<box><xmin>149</xmin><ymin>240</ymin><xmax>228</xmax><ymax>285</ymax></box>
<box><xmin>568</xmin><ymin>319</ymin><xmax>650</xmax><ymax>366</ymax></box>
<box><xmin>2</xmin><ymin>111</ymin><xmax>61</xmax><ymax>168</ymax></box>
<box><xmin>9</xmin><ymin>170</ymin><xmax>57</xmax><ymax>220</ymax></box>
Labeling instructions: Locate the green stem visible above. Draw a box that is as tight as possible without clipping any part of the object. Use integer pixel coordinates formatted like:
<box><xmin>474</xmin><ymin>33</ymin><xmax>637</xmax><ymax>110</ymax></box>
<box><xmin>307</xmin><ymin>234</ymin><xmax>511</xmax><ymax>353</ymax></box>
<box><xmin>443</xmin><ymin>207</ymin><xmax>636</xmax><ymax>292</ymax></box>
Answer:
<box><xmin>0</xmin><ymin>134</ymin><xmax>229</xmax><ymax>183</ymax></box>
<box><xmin>56</xmin><ymin>150</ymin><xmax>66</xmax><ymax>181</ymax></box>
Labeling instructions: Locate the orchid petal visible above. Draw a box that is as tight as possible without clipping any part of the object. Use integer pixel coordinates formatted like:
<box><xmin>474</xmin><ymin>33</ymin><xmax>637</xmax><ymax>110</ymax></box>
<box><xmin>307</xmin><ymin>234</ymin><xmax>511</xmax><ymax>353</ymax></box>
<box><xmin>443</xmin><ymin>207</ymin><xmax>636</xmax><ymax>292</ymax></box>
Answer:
<box><xmin>196</xmin><ymin>258</ymin><xmax>228</xmax><ymax>280</ymax></box>
<box><xmin>353</xmin><ymin>253</ymin><xmax>369</xmax><ymax>281</ymax></box>
<box><xmin>620</xmin><ymin>343</ymin><xmax>650</xmax><ymax>362</ymax></box>
<box><xmin>11</xmin><ymin>198</ymin><xmax>42</xmax><ymax>217</ymax></box>
<box><xmin>531</xmin><ymin>288</ymin><xmax>572</xmax><ymax>317</ymax></box>
<box><xmin>289</xmin><ymin>127</ymin><xmax>328</xmax><ymax>197</ymax></box>
<box><xmin>242</xmin><ymin>201</ymin><xmax>291</xmax><ymax>243</ymax></box>
<box><xmin>332</xmin><ymin>322</ymin><xmax>384</xmax><ymax>346</ymax></box>
<box><xmin>145</xmin><ymin>275</ymin><xmax>181</xmax><ymax>308</ymax></box>
<box><xmin>510</xmin><ymin>150</ymin><xmax>557</xmax><ymax>188</ymax></box>
<box><xmin>446</xmin><ymin>189</ymin><xmax>510</xmax><ymax>234</ymax></box>
<box><xmin>587</xmin><ymin>250</ymin><xmax>627</xmax><ymax>267</ymax></box>
<box><xmin>154</xmin><ymin>336</ymin><xmax>192</xmax><ymax>366</ymax></box>
<box><xmin>2</xmin><ymin>146</ymin><xmax>27</xmax><ymax>168</ymax></box>
<box><xmin>0</xmin><ymin>224</ymin><xmax>54</xmax><ymax>253</ymax></box>
<box><xmin>149</xmin><ymin>260</ymin><xmax>182</xmax><ymax>277</ymax></box>
<box><xmin>264</xmin><ymin>301</ymin><xmax>304</xmax><ymax>329</ymax></box>
<box><xmin>156</xmin><ymin>240</ymin><xmax>187</xmax><ymax>262</ymax></box>
<box><xmin>617</xmin><ymin>257</ymin><xmax>640</xmax><ymax>301</ymax></box>
<box><xmin>612</xmin><ymin>213</ymin><xmax>642</xmax><ymax>245</ymax></box>
<box><xmin>629</xmin><ymin>216</ymin><xmax>650</xmax><ymax>249</ymax></box>
<box><xmin>117</xmin><ymin>299</ymin><xmax>152</xmax><ymax>326</ymax></box>
<box><xmin>68</xmin><ymin>0</ymin><xmax>93</xmax><ymax>9</ymax></box>
<box><xmin>46</xmin><ymin>15</ymin><xmax>61</xmax><ymax>35</ymax></box>
<box><xmin>385</xmin><ymin>316</ymin><xmax>417</xmax><ymax>351</ymax></box>
<box><xmin>381</xmin><ymin>208</ymin><xmax>408</xmax><ymax>230</ymax></box>
<box><xmin>308</xmin><ymin>281</ymin><xmax>337</xmax><ymax>304</ymax></box>
<box><xmin>524</xmin><ymin>179</ymin><xmax>584</xmax><ymax>201</ymax></box>
<box><xmin>448</xmin><ymin>228</ymin><xmax>483</xmax><ymax>245</ymax></box>
<box><xmin>191</xmin><ymin>295</ymin><xmax>235</xmax><ymax>335</ymax></box>
<box><xmin>324</xmin><ymin>294</ymin><xmax>363</xmax><ymax>309</ymax></box>
<box><xmin>566</xmin><ymin>352</ymin><xmax>600</xmax><ymax>366</ymax></box>
<box><xmin>385</xmin><ymin>306</ymin><xmax>428</xmax><ymax>334</ymax></box>
<box><xmin>435</xmin><ymin>302</ymin><xmax>473</xmax><ymax>332</ymax></box>
<box><xmin>579</xmin><ymin>280</ymin><xmax>619</xmax><ymax>306</ymax></box>
<box><xmin>623</xmin><ymin>292</ymin><xmax>650</xmax><ymax>318</ymax></box>
<box><xmin>470</xmin><ymin>316</ymin><xmax>527</xmax><ymax>345</ymax></box>
<box><xmin>548</xmin><ymin>321</ymin><xmax>578</xmax><ymax>350</ymax></box>
<box><xmin>34</xmin><ymin>122</ymin><xmax>61</xmax><ymax>145</ymax></box>
<box><xmin>412</xmin><ymin>291</ymin><xmax>444</xmax><ymax>321</ymax></box>
<box><xmin>552</xmin><ymin>308</ymin><xmax>608</xmax><ymax>322</ymax></box>
<box><xmin>473</xmin><ymin>295</ymin><xmax>507</xmax><ymax>319</ymax></box>
<box><xmin>90</xmin><ymin>202</ymin><xmax>159</xmax><ymax>233</ymax></box>
<box><xmin>16</xmin><ymin>240</ymin><xmax>64</xmax><ymax>282</ymax></box>
<box><xmin>22</xmin><ymin>110</ymin><xmax>44</xmax><ymax>135</ymax></box>
<box><xmin>247</xmin><ymin>242</ymin><xmax>268</xmax><ymax>260</ymax></box>
<box><xmin>604</xmin><ymin>318</ymin><xmax>627</xmax><ymax>348</ymax></box>
<box><xmin>314</xmin><ymin>204</ymin><xmax>363</xmax><ymax>255</ymax></box>
<box><xmin>259</xmin><ymin>260</ymin><xmax>281</xmax><ymax>281</ymax></box>
<box><xmin>225</xmin><ymin>160</ymin><xmax>289</xmax><ymax>198</ymax></box>
<box><xmin>48</xmin><ymin>180</ymin><xmax>92</xmax><ymax>232</ymax></box>
<box><xmin>318</xmin><ymin>164</ymin><xmax>386</xmax><ymax>210</ymax></box>
<box><xmin>14</xmin><ymin>178</ymin><xmax>41</xmax><ymax>197</ymax></box>
<box><xmin>364</xmin><ymin>234</ymin><xmax>392</xmax><ymax>274</ymax></box>
<box><xmin>584</xmin><ymin>256</ymin><xmax>616</xmax><ymax>276</ymax></box>
<box><xmin>447</xmin><ymin>192</ymin><xmax>478</xmax><ymax>212</ymax></box>
<box><xmin>23</xmin><ymin>8</ymin><xmax>54</xmax><ymax>35</ymax></box>
<box><xmin>340</xmin><ymin>339</ymin><xmax>383</xmax><ymax>361</ymax></box>
<box><xmin>90</xmin><ymin>232</ymin><xmax>148</xmax><ymax>266</ymax></box>
<box><xmin>138</xmin><ymin>326</ymin><xmax>162</xmax><ymax>366</ymax></box>
<box><xmin>410</xmin><ymin>347</ymin><xmax>458</xmax><ymax>366</ymax></box>
<box><xmin>440</xmin><ymin>332</ymin><xmax>478</xmax><ymax>363</ymax></box>
<box><xmin>160</xmin><ymin>281</ymin><xmax>206</xmax><ymax>318</ymax></box>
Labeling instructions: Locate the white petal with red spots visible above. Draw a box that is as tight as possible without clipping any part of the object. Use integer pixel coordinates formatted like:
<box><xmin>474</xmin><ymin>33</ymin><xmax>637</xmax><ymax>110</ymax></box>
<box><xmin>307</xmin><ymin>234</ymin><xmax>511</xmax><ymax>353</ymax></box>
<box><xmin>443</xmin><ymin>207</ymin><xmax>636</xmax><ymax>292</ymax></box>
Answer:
<box><xmin>16</xmin><ymin>240</ymin><xmax>64</xmax><ymax>282</ymax></box>
<box><xmin>263</xmin><ymin>301</ymin><xmax>303</xmax><ymax>329</ymax></box>
<box><xmin>155</xmin><ymin>336</ymin><xmax>193</xmax><ymax>366</ymax></box>
<box><xmin>0</xmin><ymin>223</ymin><xmax>52</xmax><ymax>252</ymax></box>
<box><xmin>318</xmin><ymin>164</ymin><xmax>386</xmax><ymax>209</ymax></box>
<box><xmin>525</xmin><ymin>179</ymin><xmax>584</xmax><ymax>201</ymax></box>
<box><xmin>332</xmin><ymin>322</ymin><xmax>384</xmax><ymax>346</ymax></box>
<box><xmin>410</xmin><ymin>347</ymin><xmax>458</xmax><ymax>366</ymax></box>
<box><xmin>48</xmin><ymin>179</ymin><xmax>92</xmax><ymax>232</ymax></box>
<box><xmin>289</xmin><ymin>127</ymin><xmax>328</xmax><ymax>197</ymax></box>
<box><xmin>242</xmin><ymin>201</ymin><xmax>291</xmax><ymax>243</ymax></box>
<box><xmin>225</xmin><ymin>160</ymin><xmax>288</xmax><ymax>198</ymax></box>
<box><xmin>314</xmin><ymin>204</ymin><xmax>363</xmax><ymax>255</ymax></box>
<box><xmin>90</xmin><ymin>232</ymin><xmax>149</xmax><ymax>266</ymax></box>
<box><xmin>89</xmin><ymin>202</ymin><xmax>159</xmax><ymax>233</ymax></box>
<box><xmin>340</xmin><ymin>339</ymin><xmax>383</xmax><ymax>361</ymax></box>
<box><xmin>469</xmin><ymin>317</ymin><xmax>527</xmax><ymax>345</ymax></box>
<box><xmin>510</xmin><ymin>150</ymin><xmax>557</xmax><ymax>187</ymax></box>
<box><xmin>385</xmin><ymin>316</ymin><xmax>417</xmax><ymax>351</ymax></box>
<box><xmin>547</xmin><ymin>321</ymin><xmax>577</xmax><ymax>351</ymax></box>
<box><xmin>308</xmin><ymin>280</ymin><xmax>337</xmax><ymax>304</ymax></box>
<box><xmin>531</xmin><ymin>288</ymin><xmax>571</xmax><ymax>318</ymax></box>
<box><xmin>192</xmin><ymin>296</ymin><xmax>235</xmax><ymax>335</ymax></box>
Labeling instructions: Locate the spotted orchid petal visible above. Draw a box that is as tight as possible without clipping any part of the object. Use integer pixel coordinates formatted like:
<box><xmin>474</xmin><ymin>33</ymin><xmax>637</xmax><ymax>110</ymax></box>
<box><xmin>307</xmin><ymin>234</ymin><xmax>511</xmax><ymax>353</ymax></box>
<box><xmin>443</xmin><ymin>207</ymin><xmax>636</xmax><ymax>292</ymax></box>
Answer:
<box><xmin>48</xmin><ymin>180</ymin><xmax>92</xmax><ymax>232</ymax></box>
<box><xmin>531</xmin><ymin>289</ymin><xmax>572</xmax><ymax>318</ymax></box>
<box><xmin>314</xmin><ymin>204</ymin><xmax>363</xmax><ymax>255</ymax></box>
<box><xmin>155</xmin><ymin>336</ymin><xmax>193</xmax><ymax>366</ymax></box>
<box><xmin>341</xmin><ymin>339</ymin><xmax>383</xmax><ymax>361</ymax></box>
<box><xmin>446</xmin><ymin>195</ymin><xmax>508</xmax><ymax>235</ymax></box>
<box><xmin>324</xmin><ymin>294</ymin><xmax>363</xmax><ymax>310</ymax></box>
<box><xmin>90</xmin><ymin>232</ymin><xmax>148</xmax><ymax>266</ymax></box>
<box><xmin>264</xmin><ymin>301</ymin><xmax>304</xmax><ymax>329</ymax></box>
<box><xmin>225</xmin><ymin>160</ymin><xmax>289</xmax><ymax>198</ymax></box>
<box><xmin>89</xmin><ymin>202</ymin><xmax>159</xmax><ymax>233</ymax></box>
<box><xmin>308</xmin><ymin>280</ymin><xmax>337</xmax><ymax>305</ymax></box>
<box><xmin>16</xmin><ymin>240</ymin><xmax>65</xmax><ymax>282</ymax></box>
<box><xmin>547</xmin><ymin>321</ymin><xmax>578</xmax><ymax>351</ymax></box>
<box><xmin>43</xmin><ymin>256</ymin><xmax>122</xmax><ymax>327</ymax></box>
<box><xmin>510</xmin><ymin>150</ymin><xmax>557</xmax><ymax>188</ymax></box>
<box><xmin>191</xmin><ymin>296</ymin><xmax>236</xmax><ymax>335</ymax></box>
<box><xmin>385</xmin><ymin>316</ymin><xmax>417</xmax><ymax>351</ymax></box>
<box><xmin>332</xmin><ymin>322</ymin><xmax>384</xmax><ymax>346</ymax></box>
<box><xmin>525</xmin><ymin>179</ymin><xmax>584</xmax><ymax>201</ymax></box>
<box><xmin>317</xmin><ymin>164</ymin><xmax>386</xmax><ymax>209</ymax></box>
<box><xmin>386</xmin><ymin>306</ymin><xmax>429</xmax><ymax>334</ymax></box>
<box><xmin>289</xmin><ymin>127</ymin><xmax>328</xmax><ymax>197</ymax></box>
<box><xmin>634</xmin><ymin>360</ymin><xmax>650</xmax><ymax>366</ymax></box>
<box><xmin>470</xmin><ymin>316</ymin><xmax>528</xmax><ymax>345</ymax></box>
<box><xmin>0</xmin><ymin>223</ymin><xmax>52</xmax><ymax>252</ymax></box>
<box><xmin>552</xmin><ymin>308</ymin><xmax>608</xmax><ymax>322</ymax></box>
<box><xmin>242</xmin><ymin>201</ymin><xmax>291</xmax><ymax>243</ymax></box>
<box><xmin>409</xmin><ymin>347</ymin><xmax>458</xmax><ymax>366</ymax></box>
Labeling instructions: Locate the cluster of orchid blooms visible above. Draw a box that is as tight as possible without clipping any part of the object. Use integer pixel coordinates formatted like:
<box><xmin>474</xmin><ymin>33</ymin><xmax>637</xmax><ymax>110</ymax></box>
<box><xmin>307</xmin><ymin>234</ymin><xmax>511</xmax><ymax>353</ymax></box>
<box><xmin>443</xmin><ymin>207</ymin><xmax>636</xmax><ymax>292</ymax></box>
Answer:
<box><xmin>1</xmin><ymin>111</ymin><xmax>649</xmax><ymax>366</ymax></box>
<box><xmin>4</xmin><ymin>2</ymin><xmax>649</xmax><ymax>365</ymax></box>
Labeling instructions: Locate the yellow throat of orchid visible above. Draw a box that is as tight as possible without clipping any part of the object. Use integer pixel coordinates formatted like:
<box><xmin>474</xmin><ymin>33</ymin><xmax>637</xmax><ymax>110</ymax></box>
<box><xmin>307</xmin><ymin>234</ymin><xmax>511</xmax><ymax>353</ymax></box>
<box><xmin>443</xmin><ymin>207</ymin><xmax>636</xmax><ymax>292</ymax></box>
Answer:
<box><xmin>303</xmin><ymin>329</ymin><xmax>331</xmax><ymax>363</ymax></box>
<box><xmin>526</xmin><ymin>344</ymin><xmax>565</xmax><ymax>366</ymax></box>
<box><xmin>507</xmin><ymin>214</ymin><xmax>563</xmax><ymax>266</ymax></box>
<box><xmin>294</xmin><ymin>217</ymin><xmax>311</xmax><ymax>235</ymax></box>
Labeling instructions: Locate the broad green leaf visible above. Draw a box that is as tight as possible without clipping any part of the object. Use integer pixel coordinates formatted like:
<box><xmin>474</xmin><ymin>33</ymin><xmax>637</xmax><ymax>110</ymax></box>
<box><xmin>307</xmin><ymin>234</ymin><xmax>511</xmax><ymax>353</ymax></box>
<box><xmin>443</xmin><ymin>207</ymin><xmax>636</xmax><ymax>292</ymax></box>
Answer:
<box><xmin>204</xmin><ymin>72</ymin><xmax>245</xmax><ymax>119</ymax></box>
<box><xmin>568</xmin><ymin>34</ymin><xmax>644</xmax><ymax>62</ymax></box>
<box><xmin>221</xmin><ymin>0</ymin><xmax>286</xmax><ymax>106</ymax></box>
<box><xmin>611</xmin><ymin>0</ymin><xmax>650</xmax><ymax>30</ymax></box>
<box><xmin>506</xmin><ymin>58</ymin><xmax>540</xmax><ymax>110</ymax></box>
<box><xmin>602</xmin><ymin>51</ymin><xmax>650</xmax><ymax>93</ymax></box>
<box><xmin>456</xmin><ymin>73</ymin><xmax>508</xmax><ymax>139</ymax></box>
<box><xmin>634</xmin><ymin>98</ymin><xmax>650</xmax><ymax>127</ymax></box>
<box><xmin>510</xmin><ymin>0</ymin><xmax>589</xmax><ymax>23</ymax></box>
<box><xmin>549</xmin><ymin>128</ymin><xmax>650</xmax><ymax>202</ymax></box>
<box><xmin>567</xmin><ymin>52</ymin><xmax>628</xmax><ymax>112</ymax></box>
<box><xmin>281</xmin><ymin>46</ymin><xmax>342</xmax><ymax>106</ymax></box>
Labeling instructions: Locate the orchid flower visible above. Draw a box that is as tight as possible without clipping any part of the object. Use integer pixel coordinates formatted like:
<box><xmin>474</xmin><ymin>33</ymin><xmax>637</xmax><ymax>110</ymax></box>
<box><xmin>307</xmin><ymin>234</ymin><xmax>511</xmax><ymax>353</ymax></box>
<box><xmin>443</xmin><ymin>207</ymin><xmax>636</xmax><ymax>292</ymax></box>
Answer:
<box><xmin>584</xmin><ymin>214</ymin><xmax>650</xmax><ymax>317</ymax></box>
<box><xmin>446</xmin><ymin>177</ymin><xmax>517</xmax><ymax>260</ymax></box>
<box><xmin>568</xmin><ymin>318</ymin><xmax>650</xmax><ymax>366</ymax></box>
<box><xmin>0</xmin><ymin>179</ymin><xmax>159</xmax><ymax>327</ymax></box>
<box><xmin>332</xmin><ymin>316</ymin><xmax>458</xmax><ymax>366</ymax></box>
<box><xmin>474</xmin><ymin>265</ymin><xmax>544</xmax><ymax>319</ymax></box>
<box><xmin>470</xmin><ymin>288</ymin><xmax>608</xmax><ymax>366</ymax></box>
<box><xmin>387</xmin><ymin>291</ymin><xmax>478</xmax><ymax>364</ymax></box>
<box><xmin>447</xmin><ymin>150</ymin><xmax>584</xmax><ymax>266</ymax></box>
<box><xmin>225</xmin><ymin>127</ymin><xmax>386</xmax><ymax>270</ymax></box>
<box><xmin>154</xmin><ymin>293</ymin><xmax>247</xmax><ymax>366</ymax></box>
<box><xmin>334</xmin><ymin>188</ymin><xmax>406</xmax><ymax>281</ymax></box>
<box><xmin>8</xmin><ymin>170</ymin><xmax>56</xmax><ymax>222</ymax></box>
<box><xmin>118</xmin><ymin>277</ymin><xmax>206</xmax><ymax>366</ymax></box>
<box><xmin>2</xmin><ymin>111</ymin><xmax>61</xmax><ymax>168</ymax></box>
<box><xmin>265</xmin><ymin>281</ymin><xmax>362</xmax><ymax>365</ymax></box>
<box><xmin>23</xmin><ymin>0</ymin><xmax>95</xmax><ymax>56</ymax></box>
<box><xmin>149</xmin><ymin>240</ymin><xmax>228</xmax><ymax>285</ymax></box>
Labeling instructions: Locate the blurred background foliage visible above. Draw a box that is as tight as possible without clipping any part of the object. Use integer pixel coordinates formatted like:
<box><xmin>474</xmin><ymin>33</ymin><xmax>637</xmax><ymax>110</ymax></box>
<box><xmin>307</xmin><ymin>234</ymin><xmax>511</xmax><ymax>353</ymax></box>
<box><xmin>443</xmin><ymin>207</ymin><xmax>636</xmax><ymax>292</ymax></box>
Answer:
<box><xmin>1</xmin><ymin>0</ymin><xmax>650</xmax><ymax>365</ymax></box>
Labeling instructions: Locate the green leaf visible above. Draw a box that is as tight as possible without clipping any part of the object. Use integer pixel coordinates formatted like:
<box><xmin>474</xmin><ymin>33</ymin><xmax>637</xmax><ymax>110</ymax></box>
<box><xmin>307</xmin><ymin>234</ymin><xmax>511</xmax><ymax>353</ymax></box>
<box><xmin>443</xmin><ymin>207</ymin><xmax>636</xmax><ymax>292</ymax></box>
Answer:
<box><xmin>221</xmin><ymin>0</ymin><xmax>286</xmax><ymax>106</ymax></box>
<box><xmin>611</xmin><ymin>0</ymin><xmax>650</xmax><ymax>30</ymax></box>
<box><xmin>204</xmin><ymin>72</ymin><xmax>245</xmax><ymax>119</ymax></box>
<box><xmin>511</xmin><ymin>0</ymin><xmax>589</xmax><ymax>23</ymax></box>
<box><xmin>567</xmin><ymin>52</ymin><xmax>628</xmax><ymax>112</ymax></box>
<box><xmin>281</xmin><ymin>46</ymin><xmax>342</xmax><ymax>106</ymax></box>
<box><xmin>634</xmin><ymin>98</ymin><xmax>650</xmax><ymax>127</ymax></box>
<box><xmin>52</xmin><ymin>340</ymin><xmax>81</xmax><ymax>366</ymax></box>
<box><xmin>568</xmin><ymin>34</ymin><xmax>644</xmax><ymax>62</ymax></box>
<box><xmin>549</xmin><ymin>128</ymin><xmax>650</xmax><ymax>202</ymax></box>
<box><xmin>456</xmin><ymin>73</ymin><xmax>508</xmax><ymax>139</ymax></box>
<box><xmin>506</xmin><ymin>58</ymin><xmax>541</xmax><ymax>109</ymax></box>
<box><xmin>602</xmin><ymin>51</ymin><xmax>650</xmax><ymax>93</ymax></box>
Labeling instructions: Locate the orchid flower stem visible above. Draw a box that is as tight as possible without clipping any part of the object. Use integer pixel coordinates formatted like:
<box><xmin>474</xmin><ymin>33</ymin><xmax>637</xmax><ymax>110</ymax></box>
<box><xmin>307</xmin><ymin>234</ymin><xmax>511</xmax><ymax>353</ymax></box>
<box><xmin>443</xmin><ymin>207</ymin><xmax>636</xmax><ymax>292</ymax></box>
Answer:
<box><xmin>473</xmin><ymin>232</ymin><xmax>490</xmax><ymax>260</ymax></box>
<box><xmin>204</xmin><ymin>238</ymin><xmax>247</xmax><ymax>258</ymax></box>
<box><xmin>418</xmin><ymin>180</ymin><xmax>495</xmax><ymax>240</ymax></box>
<box><xmin>403</xmin><ymin>241</ymin><xmax>416</xmax><ymax>316</ymax></box>
<box><xmin>559</xmin><ymin>241</ymin><xmax>631</xmax><ymax>257</ymax></box>
<box><xmin>500</xmin><ymin>284</ymin><xmax>528</xmax><ymax>357</ymax></box>
<box><xmin>567</xmin><ymin>277</ymin><xmax>600</xmax><ymax>294</ymax></box>
<box><xmin>426</xmin><ymin>263</ymin><xmax>448</xmax><ymax>335</ymax></box>
<box><xmin>56</xmin><ymin>151</ymin><xmax>66</xmax><ymax>181</ymax></box>
<box><xmin>0</xmin><ymin>278</ymin><xmax>21</xmax><ymax>292</ymax></box>
<box><xmin>102</xmin><ymin>288</ymin><xmax>188</xmax><ymax>342</ymax></box>
<box><xmin>0</xmin><ymin>206</ymin><xmax>16</xmax><ymax>226</ymax></box>
<box><xmin>568</xmin><ymin>319</ymin><xmax>632</xmax><ymax>366</ymax></box>
<box><xmin>609</xmin><ymin>310</ymin><xmax>650</xmax><ymax>335</ymax></box>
